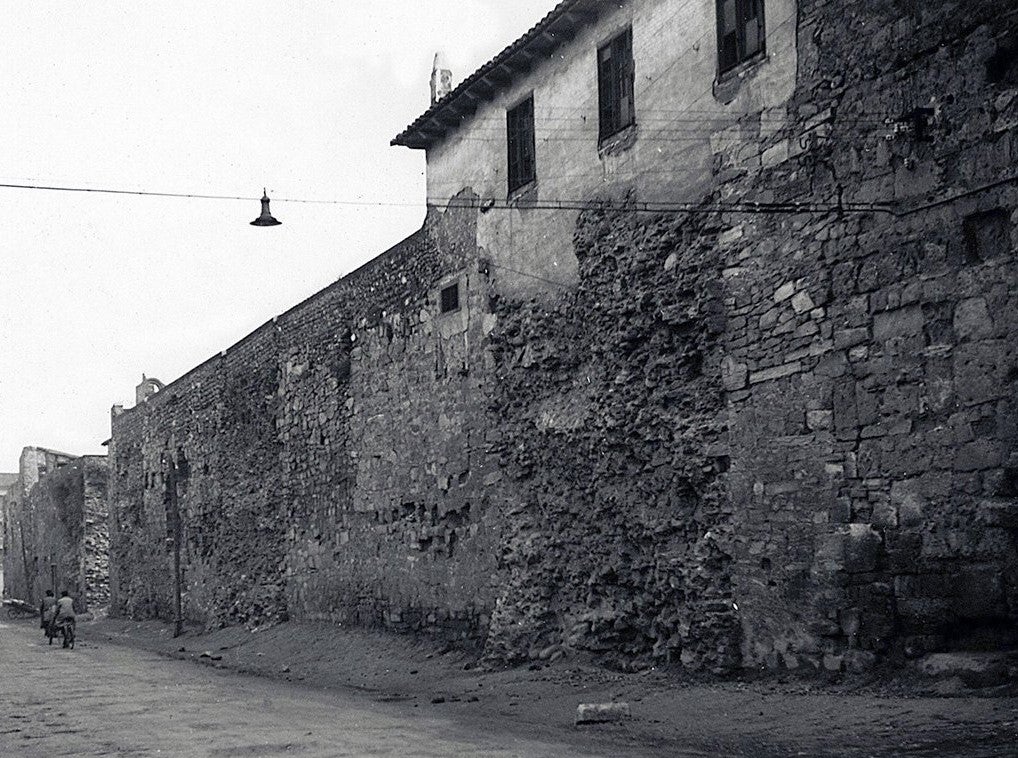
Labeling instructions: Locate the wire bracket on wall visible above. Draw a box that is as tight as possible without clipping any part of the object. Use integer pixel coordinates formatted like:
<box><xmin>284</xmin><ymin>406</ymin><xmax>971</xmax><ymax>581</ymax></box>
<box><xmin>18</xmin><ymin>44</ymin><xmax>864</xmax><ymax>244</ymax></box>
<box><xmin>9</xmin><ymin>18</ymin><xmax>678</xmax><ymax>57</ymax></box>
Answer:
<box><xmin>888</xmin><ymin>106</ymin><xmax>937</xmax><ymax>143</ymax></box>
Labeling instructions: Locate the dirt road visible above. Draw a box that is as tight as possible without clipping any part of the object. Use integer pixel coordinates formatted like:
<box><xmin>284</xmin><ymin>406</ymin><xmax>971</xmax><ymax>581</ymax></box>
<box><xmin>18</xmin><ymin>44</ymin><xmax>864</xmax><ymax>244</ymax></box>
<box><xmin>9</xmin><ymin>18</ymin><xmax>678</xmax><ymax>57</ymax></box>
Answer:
<box><xmin>4</xmin><ymin>616</ymin><xmax>1017</xmax><ymax>757</ymax></box>
<box><xmin>0</xmin><ymin>619</ymin><xmax>631</xmax><ymax>757</ymax></box>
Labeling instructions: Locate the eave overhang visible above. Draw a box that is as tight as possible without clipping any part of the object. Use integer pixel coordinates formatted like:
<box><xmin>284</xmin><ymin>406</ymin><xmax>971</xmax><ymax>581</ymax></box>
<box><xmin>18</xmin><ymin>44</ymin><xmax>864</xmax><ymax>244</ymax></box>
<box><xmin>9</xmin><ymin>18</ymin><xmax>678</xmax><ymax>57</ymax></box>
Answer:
<box><xmin>391</xmin><ymin>0</ymin><xmax>610</xmax><ymax>150</ymax></box>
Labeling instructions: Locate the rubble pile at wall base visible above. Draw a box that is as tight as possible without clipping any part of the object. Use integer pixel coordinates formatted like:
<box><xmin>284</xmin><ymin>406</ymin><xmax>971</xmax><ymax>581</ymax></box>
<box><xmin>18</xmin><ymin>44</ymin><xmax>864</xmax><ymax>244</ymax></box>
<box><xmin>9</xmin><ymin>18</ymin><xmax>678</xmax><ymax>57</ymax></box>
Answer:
<box><xmin>484</xmin><ymin>209</ymin><xmax>739</xmax><ymax>672</ymax></box>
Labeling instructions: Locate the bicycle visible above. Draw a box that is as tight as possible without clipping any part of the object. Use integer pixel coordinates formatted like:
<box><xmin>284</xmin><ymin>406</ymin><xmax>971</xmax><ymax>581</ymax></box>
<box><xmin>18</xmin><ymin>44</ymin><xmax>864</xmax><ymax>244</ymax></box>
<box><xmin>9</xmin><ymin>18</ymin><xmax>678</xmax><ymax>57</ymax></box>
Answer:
<box><xmin>56</xmin><ymin>617</ymin><xmax>76</xmax><ymax>649</ymax></box>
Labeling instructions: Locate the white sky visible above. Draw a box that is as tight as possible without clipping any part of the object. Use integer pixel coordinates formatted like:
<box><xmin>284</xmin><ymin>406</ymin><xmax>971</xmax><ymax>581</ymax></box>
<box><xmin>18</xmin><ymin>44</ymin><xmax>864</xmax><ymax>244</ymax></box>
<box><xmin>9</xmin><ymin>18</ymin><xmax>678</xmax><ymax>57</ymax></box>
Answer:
<box><xmin>0</xmin><ymin>0</ymin><xmax>559</xmax><ymax>471</ymax></box>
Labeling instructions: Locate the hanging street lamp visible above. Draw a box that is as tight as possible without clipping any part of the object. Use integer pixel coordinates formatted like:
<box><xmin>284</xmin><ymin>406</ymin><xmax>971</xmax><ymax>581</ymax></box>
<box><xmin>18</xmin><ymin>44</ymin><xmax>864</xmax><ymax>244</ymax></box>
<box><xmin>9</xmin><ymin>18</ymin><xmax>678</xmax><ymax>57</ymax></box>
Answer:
<box><xmin>250</xmin><ymin>188</ymin><xmax>282</xmax><ymax>226</ymax></box>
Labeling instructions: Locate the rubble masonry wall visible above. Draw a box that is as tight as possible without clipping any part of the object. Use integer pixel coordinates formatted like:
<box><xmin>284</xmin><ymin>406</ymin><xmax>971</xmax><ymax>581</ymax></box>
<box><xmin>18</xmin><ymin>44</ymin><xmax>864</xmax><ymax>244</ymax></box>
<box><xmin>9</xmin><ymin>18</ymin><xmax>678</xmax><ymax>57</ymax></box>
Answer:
<box><xmin>1</xmin><ymin>455</ymin><xmax>109</xmax><ymax>611</ymax></box>
<box><xmin>108</xmin><ymin>1</ymin><xmax>1018</xmax><ymax>670</ymax></box>
<box><xmin>479</xmin><ymin>0</ymin><xmax>1018</xmax><ymax>671</ymax></box>
<box><xmin>110</xmin><ymin>211</ymin><xmax>503</xmax><ymax>639</ymax></box>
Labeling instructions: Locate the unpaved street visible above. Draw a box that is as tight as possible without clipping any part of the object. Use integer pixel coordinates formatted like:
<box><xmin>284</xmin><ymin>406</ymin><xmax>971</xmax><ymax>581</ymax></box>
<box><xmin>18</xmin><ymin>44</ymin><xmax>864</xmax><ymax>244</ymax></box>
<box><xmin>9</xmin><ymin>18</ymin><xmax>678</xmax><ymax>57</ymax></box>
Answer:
<box><xmin>4</xmin><ymin>616</ymin><xmax>1018</xmax><ymax>757</ymax></box>
<box><xmin>0</xmin><ymin>619</ymin><xmax>621</xmax><ymax>758</ymax></box>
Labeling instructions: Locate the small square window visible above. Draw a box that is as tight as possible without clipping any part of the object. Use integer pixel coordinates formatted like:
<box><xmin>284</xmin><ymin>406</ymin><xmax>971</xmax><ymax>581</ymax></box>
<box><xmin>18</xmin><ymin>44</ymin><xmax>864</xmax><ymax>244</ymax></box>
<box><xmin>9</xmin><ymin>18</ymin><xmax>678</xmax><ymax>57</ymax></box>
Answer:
<box><xmin>717</xmin><ymin>0</ymin><xmax>766</xmax><ymax>74</ymax></box>
<box><xmin>507</xmin><ymin>95</ymin><xmax>536</xmax><ymax>194</ymax></box>
<box><xmin>440</xmin><ymin>283</ymin><xmax>460</xmax><ymax>314</ymax></box>
<box><xmin>597</xmin><ymin>28</ymin><xmax>635</xmax><ymax>143</ymax></box>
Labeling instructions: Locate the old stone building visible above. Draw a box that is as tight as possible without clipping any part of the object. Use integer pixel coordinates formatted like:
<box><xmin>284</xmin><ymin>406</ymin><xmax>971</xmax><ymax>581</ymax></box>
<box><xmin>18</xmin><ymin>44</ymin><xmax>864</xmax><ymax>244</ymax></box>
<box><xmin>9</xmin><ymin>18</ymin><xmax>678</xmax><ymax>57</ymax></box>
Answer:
<box><xmin>1</xmin><ymin>447</ymin><xmax>109</xmax><ymax>610</ymax></box>
<box><xmin>0</xmin><ymin>472</ymin><xmax>19</xmax><ymax>594</ymax></box>
<box><xmin>109</xmin><ymin>0</ymin><xmax>1018</xmax><ymax>673</ymax></box>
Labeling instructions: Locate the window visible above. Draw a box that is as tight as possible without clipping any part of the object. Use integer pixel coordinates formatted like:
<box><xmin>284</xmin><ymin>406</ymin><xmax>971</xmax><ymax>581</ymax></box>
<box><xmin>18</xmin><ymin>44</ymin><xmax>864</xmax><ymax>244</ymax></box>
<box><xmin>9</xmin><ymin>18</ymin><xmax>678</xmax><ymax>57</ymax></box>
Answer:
<box><xmin>440</xmin><ymin>282</ymin><xmax>460</xmax><ymax>314</ymax></box>
<box><xmin>507</xmin><ymin>95</ymin><xmax>536</xmax><ymax>194</ymax></box>
<box><xmin>597</xmin><ymin>27</ymin><xmax>635</xmax><ymax>142</ymax></box>
<box><xmin>717</xmin><ymin>0</ymin><xmax>765</xmax><ymax>74</ymax></box>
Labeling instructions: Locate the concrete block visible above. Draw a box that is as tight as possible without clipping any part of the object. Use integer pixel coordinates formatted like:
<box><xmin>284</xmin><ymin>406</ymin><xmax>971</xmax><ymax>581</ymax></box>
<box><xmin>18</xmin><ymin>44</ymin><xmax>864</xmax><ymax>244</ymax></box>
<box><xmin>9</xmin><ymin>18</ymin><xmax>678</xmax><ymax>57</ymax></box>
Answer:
<box><xmin>843</xmin><ymin>649</ymin><xmax>878</xmax><ymax>673</ymax></box>
<box><xmin>822</xmin><ymin>654</ymin><xmax>844</xmax><ymax>672</ymax></box>
<box><xmin>749</xmin><ymin>361</ymin><xmax>803</xmax><ymax>384</ymax></box>
<box><xmin>806</xmin><ymin>410</ymin><xmax>833</xmax><ymax>430</ymax></box>
<box><xmin>917</xmin><ymin>652</ymin><xmax>1012</xmax><ymax>687</ymax></box>
<box><xmin>721</xmin><ymin>356</ymin><xmax>749</xmax><ymax>391</ymax></box>
<box><xmin>980</xmin><ymin>499</ymin><xmax>1018</xmax><ymax>528</ymax></box>
<box><xmin>890</xmin><ymin>479</ymin><xmax>924</xmax><ymax>527</ymax></box>
<box><xmin>954</xmin><ymin>439</ymin><xmax>1003</xmax><ymax>472</ymax></box>
<box><xmin>761</xmin><ymin>140</ymin><xmax>790</xmax><ymax>167</ymax></box>
<box><xmin>950</xmin><ymin>565</ymin><xmax>1006</xmax><ymax>618</ymax></box>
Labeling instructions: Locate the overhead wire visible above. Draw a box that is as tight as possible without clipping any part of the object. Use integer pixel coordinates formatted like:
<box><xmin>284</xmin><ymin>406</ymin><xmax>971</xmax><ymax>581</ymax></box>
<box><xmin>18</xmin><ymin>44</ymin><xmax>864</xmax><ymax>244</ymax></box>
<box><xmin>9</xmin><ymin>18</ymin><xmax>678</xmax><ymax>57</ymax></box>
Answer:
<box><xmin>0</xmin><ymin>8</ymin><xmax>910</xmax><ymax>210</ymax></box>
<box><xmin>422</xmin><ymin>7</ymin><xmax>815</xmax><ymax>196</ymax></box>
<box><xmin>426</xmin><ymin>4</ymin><xmax>1012</xmax><ymax>202</ymax></box>
<box><xmin>3</xmin><ymin>5</ymin><xmax>1012</xmax><ymax>217</ymax></box>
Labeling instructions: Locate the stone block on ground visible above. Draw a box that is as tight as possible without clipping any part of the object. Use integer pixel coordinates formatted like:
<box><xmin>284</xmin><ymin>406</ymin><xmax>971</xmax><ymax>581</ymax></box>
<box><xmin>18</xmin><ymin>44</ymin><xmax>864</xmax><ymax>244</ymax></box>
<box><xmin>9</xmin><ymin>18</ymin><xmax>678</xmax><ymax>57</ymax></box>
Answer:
<box><xmin>575</xmin><ymin>702</ymin><xmax>633</xmax><ymax>725</ymax></box>
<box><xmin>916</xmin><ymin>652</ymin><xmax>1017</xmax><ymax>688</ymax></box>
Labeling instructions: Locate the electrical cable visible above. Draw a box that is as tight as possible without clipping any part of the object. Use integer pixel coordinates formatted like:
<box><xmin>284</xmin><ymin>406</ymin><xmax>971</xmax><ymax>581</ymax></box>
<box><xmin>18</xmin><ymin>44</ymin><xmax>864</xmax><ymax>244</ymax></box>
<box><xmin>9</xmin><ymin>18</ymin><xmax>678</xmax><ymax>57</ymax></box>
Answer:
<box><xmin>486</xmin><ymin>260</ymin><xmax>573</xmax><ymax>289</ymax></box>
<box><xmin>6</xmin><ymin>174</ymin><xmax>1016</xmax><ymax>218</ymax></box>
<box><xmin>0</xmin><ymin>182</ymin><xmax>255</xmax><ymax>203</ymax></box>
<box><xmin>3</xmin><ymin>6</ymin><xmax>1011</xmax><ymax>217</ymax></box>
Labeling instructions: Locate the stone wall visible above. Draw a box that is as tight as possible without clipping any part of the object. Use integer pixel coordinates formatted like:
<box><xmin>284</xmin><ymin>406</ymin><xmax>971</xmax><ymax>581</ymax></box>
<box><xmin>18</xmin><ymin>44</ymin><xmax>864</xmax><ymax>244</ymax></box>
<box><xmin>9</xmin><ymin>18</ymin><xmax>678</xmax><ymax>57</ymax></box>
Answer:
<box><xmin>0</xmin><ymin>473</ymin><xmax>17</xmax><ymax>595</ymax></box>
<box><xmin>477</xmin><ymin>0</ymin><xmax>1018</xmax><ymax>671</ymax></box>
<box><xmin>81</xmin><ymin>457</ymin><xmax>110</xmax><ymax>609</ymax></box>
<box><xmin>483</xmin><ymin>210</ymin><xmax>737</xmax><ymax>671</ymax></box>
<box><xmin>1</xmin><ymin>451</ymin><xmax>108</xmax><ymax>610</ymax></box>
<box><xmin>720</xmin><ymin>0</ymin><xmax>1018</xmax><ymax>669</ymax></box>
<box><xmin>108</xmin><ymin>0</ymin><xmax>1018</xmax><ymax>671</ymax></box>
<box><xmin>280</xmin><ymin>203</ymin><xmax>500</xmax><ymax>641</ymax></box>
<box><xmin>111</xmin><ymin>209</ymin><xmax>502</xmax><ymax>641</ymax></box>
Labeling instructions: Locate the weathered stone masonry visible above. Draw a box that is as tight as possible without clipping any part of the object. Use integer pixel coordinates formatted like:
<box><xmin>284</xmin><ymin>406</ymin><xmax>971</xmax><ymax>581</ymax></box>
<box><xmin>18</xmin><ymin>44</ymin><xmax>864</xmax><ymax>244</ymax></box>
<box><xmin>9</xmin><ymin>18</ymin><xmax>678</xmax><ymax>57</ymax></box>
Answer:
<box><xmin>2</xmin><ymin>450</ymin><xmax>109</xmax><ymax>610</ymax></box>
<box><xmin>471</xmin><ymin>0</ymin><xmax>1018</xmax><ymax>670</ymax></box>
<box><xmin>110</xmin><ymin>208</ymin><xmax>502</xmax><ymax>636</ymax></box>
<box><xmin>483</xmin><ymin>211</ymin><xmax>738</xmax><ymax>670</ymax></box>
<box><xmin>719</xmin><ymin>0</ymin><xmax>1018</xmax><ymax>668</ymax></box>
<box><xmin>110</xmin><ymin>0</ymin><xmax>1018</xmax><ymax>671</ymax></box>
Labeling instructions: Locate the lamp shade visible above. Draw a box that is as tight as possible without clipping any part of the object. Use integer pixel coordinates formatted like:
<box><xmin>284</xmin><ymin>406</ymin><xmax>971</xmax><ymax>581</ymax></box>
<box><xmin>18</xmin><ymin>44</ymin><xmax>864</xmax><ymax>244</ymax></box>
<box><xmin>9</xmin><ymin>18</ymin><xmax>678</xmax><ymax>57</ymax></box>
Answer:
<box><xmin>251</xmin><ymin>189</ymin><xmax>282</xmax><ymax>226</ymax></box>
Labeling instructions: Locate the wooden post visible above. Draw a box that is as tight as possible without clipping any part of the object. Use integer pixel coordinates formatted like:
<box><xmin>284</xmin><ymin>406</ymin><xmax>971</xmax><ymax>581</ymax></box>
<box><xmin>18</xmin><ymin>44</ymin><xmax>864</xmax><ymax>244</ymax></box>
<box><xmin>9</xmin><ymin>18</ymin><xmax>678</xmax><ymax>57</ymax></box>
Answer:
<box><xmin>168</xmin><ymin>458</ymin><xmax>183</xmax><ymax>638</ymax></box>
<box><xmin>17</xmin><ymin>519</ymin><xmax>33</xmax><ymax>600</ymax></box>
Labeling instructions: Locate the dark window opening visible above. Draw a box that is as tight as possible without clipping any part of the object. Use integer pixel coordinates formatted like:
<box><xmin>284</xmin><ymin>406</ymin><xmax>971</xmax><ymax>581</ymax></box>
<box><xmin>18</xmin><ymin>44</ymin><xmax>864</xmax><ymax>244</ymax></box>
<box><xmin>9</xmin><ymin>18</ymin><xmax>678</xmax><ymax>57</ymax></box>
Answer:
<box><xmin>717</xmin><ymin>0</ymin><xmax>765</xmax><ymax>74</ymax></box>
<box><xmin>507</xmin><ymin>95</ymin><xmax>536</xmax><ymax>194</ymax></box>
<box><xmin>597</xmin><ymin>27</ymin><xmax>635</xmax><ymax>143</ymax></box>
<box><xmin>440</xmin><ymin>282</ymin><xmax>460</xmax><ymax>314</ymax></box>
<box><xmin>987</xmin><ymin>30</ymin><xmax>1018</xmax><ymax>85</ymax></box>
<box><xmin>963</xmin><ymin>208</ymin><xmax>1011</xmax><ymax>264</ymax></box>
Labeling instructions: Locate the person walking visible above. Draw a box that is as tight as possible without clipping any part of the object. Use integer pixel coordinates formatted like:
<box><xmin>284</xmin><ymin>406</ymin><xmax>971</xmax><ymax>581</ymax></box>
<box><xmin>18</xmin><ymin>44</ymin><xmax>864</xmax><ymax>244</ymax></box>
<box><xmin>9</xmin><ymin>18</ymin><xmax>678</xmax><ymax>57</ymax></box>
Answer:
<box><xmin>39</xmin><ymin>589</ymin><xmax>58</xmax><ymax>641</ymax></box>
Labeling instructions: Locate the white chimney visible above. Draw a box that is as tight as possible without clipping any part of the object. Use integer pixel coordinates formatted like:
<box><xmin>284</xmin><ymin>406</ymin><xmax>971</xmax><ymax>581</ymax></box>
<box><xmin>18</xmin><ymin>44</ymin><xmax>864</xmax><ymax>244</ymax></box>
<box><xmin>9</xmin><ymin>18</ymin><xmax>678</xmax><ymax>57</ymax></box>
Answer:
<box><xmin>431</xmin><ymin>51</ymin><xmax>452</xmax><ymax>104</ymax></box>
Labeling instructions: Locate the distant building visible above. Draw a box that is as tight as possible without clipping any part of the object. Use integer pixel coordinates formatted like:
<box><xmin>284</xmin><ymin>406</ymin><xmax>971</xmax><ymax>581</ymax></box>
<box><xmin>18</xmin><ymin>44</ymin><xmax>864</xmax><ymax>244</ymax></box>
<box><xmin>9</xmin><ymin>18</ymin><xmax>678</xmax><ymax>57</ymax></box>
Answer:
<box><xmin>0</xmin><ymin>472</ymin><xmax>19</xmax><ymax>595</ymax></box>
<box><xmin>2</xmin><ymin>447</ymin><xmax>109</xmax><ymax>610</ymax></box>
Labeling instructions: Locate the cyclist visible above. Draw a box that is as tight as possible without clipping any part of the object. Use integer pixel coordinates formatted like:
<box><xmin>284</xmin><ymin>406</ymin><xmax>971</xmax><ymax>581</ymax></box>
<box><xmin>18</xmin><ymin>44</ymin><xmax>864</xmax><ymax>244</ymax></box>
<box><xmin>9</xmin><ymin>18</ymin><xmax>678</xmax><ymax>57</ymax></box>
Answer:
<box><xmin>54</xmin><ymin>590</ymin><xmax>76</xmax><ymax>647</ymax></box>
